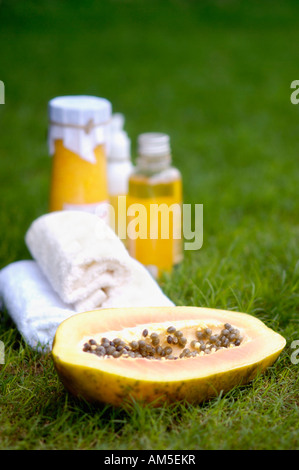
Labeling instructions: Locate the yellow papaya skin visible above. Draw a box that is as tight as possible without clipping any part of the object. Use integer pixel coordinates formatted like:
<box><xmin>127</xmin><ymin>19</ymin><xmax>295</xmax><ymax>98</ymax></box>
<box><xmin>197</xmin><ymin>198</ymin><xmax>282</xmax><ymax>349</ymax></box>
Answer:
<box><xmin>52</xmin><ymin>307</ymin><xmax>286</xmax><ymax>407</ymax></box>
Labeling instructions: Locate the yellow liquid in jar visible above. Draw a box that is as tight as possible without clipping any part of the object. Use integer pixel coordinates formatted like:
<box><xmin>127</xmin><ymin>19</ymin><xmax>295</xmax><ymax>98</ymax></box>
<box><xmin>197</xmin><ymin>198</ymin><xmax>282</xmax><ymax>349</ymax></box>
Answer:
<box><xmin>49</xmin><ymin>139</ymin><xmax>108</xmax><ymax>211</ymax></box>
<box><xmin>127</xmin><ymin>174</ymin><xmax>183</xmax><ymax>277</ymax></box>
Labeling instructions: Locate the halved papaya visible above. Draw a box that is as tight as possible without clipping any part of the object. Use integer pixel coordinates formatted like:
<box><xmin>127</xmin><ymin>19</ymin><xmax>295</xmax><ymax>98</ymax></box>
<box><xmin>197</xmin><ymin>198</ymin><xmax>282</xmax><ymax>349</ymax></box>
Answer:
<box><xmin>52</xmin><ymin>306</ymin><xmax>286</xmax><ymax>406</ymax></box>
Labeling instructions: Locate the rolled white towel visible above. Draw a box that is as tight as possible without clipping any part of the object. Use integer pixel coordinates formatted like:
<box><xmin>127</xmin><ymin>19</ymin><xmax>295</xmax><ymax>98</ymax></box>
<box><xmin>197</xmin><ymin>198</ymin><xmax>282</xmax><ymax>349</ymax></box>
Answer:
<box><xmin>0</xmin><ymin>260</ymin><xmax>75</xmax><ymax>350</ymax></box>
<box><xmin>25</xmin><ymin>210</ymin><xmax>174</xmax><ymax>312</ymax></box>
<box><xmin>0</xmin><ymin>211</ymin><xmax>174</xmax><ymax>349</ymax></box>
<box><xmin>25</xmin><ymin>211</ymin><xmax>129</xmax><ymax>311</ymax></box>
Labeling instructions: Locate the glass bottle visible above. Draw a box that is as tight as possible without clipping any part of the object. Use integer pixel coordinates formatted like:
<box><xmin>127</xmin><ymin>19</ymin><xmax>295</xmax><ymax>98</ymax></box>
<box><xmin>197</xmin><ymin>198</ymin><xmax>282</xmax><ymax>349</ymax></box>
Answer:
<box><xmin>127</xmin><ymin>132</ymin><xmax>183</xmax><ymax>278</ymax></box>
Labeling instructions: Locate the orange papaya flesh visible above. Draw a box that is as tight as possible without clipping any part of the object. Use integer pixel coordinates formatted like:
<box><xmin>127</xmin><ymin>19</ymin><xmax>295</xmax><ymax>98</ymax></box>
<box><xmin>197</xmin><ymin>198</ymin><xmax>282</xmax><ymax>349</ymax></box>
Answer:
<box><xmin>52</xmin><ymin>306</ymin><xmax>286</xmax><ymax>407</ymax></box>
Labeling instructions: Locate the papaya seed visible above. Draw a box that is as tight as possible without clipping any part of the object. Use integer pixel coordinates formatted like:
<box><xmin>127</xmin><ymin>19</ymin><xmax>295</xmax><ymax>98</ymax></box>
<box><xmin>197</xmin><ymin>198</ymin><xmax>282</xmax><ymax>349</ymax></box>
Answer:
<box><xmin>83</xmin><ymin>322</ymin><xmax>243</xmax><ymax>360</ymax></box>
<box><xmin>112</xmin><ymin>351</ymin><xmax>122</xmax><ymax>358</ymax></box>
<box><xmin>209</xmin><ymin>335</ymin><xmax>217</xmax><ymax>343</ymax></box>
<box><xmin>95</xmin><ymin>346</ymin><xmax>105</xmax><ymax>355</ymax></box>
<box><xmin>106</xmin><ymin>345</ymin><xmax>116</xmax><ymax>355</ymax></box>
<box><xmin>130</xmin><ymin>341</ymin><xmax>139</xmax><ymax>350</ymax></box>
<box><xmin>221</xmin><ymin>329</ymin><xmax>229</xmax><ymax>336</ymax></box>
<box><xmin>151</xmin><ymin>337</ymin><xmax>160</xmax><ymax>346</ymax></box>
<box><xmin>164</xmin><ymin>346</ymin><xmax>173</xmax><ymax>356</ymax></box>
<box><xmin>112</xmin><ymin>338</ymin><xmax>122</xmax><ymax>346</ymax></box>
<box><xmin>196</xmin><ymin>331</ymin><xmax>204</xmax><ymax>340</ymax></box>
<box><xmin>178</xmin><ymin>337</ymin><xmax>187</xmax><ymax>347</ymax></box>
<box><xmin>174</xmin><ymin>330</ymin><xmax>183</xmax><ymax>338</ymax></box>
<box><xmin>167</xmin><ymin>326</ymin><xmax>176</xmax><ymax>333</ymax></box>
<box><xmin>150</xmin><ymin>332</ymin><xmax>159</xmax><ymax>340</ymax></box>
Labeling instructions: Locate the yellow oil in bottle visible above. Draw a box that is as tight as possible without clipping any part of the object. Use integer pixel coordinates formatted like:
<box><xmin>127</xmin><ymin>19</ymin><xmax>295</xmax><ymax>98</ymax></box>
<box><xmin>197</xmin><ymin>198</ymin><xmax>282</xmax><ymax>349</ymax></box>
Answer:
<box><xmin>127</xmin><ymin>133</ymin><xmax>183</xmax><ymax>278</ymax></box>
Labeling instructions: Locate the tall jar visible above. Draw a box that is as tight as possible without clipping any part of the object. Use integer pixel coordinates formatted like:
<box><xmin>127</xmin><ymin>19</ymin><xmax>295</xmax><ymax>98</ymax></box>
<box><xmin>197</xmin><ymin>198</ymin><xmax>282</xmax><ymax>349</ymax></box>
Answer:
<box><xmin>127</xmin><ymin>132</ymin><xmax>183</xmax><ymax>278</ymax></box>
<box><xmin>48</xmin><ymin>95</ymin><xmax>112</xmax><ymax>221</ymax></box>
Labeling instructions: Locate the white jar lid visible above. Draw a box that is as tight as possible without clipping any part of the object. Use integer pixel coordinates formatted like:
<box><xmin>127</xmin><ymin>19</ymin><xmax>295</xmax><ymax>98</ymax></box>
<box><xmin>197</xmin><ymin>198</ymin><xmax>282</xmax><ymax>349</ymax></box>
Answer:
<box><xmin>48</xmin><ymin>95</ymin><xmax>112</xmax><ymax>163</ymax></box>
<box><xmin>48</xmin><ymin>95</ymin><xmax>112</xmax><ymax>128</ymax></box>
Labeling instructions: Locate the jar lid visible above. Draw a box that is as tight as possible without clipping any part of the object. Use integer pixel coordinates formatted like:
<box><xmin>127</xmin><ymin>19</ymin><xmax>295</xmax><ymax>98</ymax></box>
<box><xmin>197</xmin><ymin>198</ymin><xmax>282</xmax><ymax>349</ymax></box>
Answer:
<box><xmin>48</xmin><ymin>95</ymin><xmax>112</xmax><ymax>129</ymax></box>
<box><xmin>48</xmin><ymin>96</ymin><xmax>112</xmax><ymax>163</ymax></box>
<box><xmin>138</xmin><ymin>132</ymin><xmax>170</xmax><ymax>157</ymax></box>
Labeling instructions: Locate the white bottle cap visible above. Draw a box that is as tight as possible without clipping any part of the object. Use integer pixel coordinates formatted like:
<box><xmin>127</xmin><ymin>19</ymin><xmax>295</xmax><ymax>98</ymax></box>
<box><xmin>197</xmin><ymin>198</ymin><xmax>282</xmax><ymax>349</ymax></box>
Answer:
<box><xmin>108</xmin><ymin>129</ymin><xmax>131</xmax><ymax>161</ymax></box>
<box><xmin>138</xmin><ymin>132</ymin><xmax>170</xmax><ymax>157</ymax></box>
<box><xmin>110</xmin><ymin>113</ymin><xmax>125</xmax><ymax>132</ymax></box>
<box><xmin>48</xmin><ymin>95</ymin><xmax>112</xmax><ymax>163</ymax></box>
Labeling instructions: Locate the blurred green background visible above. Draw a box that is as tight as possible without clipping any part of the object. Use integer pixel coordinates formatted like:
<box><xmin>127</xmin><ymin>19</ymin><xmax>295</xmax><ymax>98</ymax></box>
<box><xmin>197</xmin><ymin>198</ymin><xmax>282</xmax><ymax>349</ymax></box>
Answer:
<box><xmin>1</xmin><ymin>0</ymin><xmax>299</xmax><ymax>322</ymax></box>
<box><xmin>1</xmin><ymin>0</ymin><xmax>298</xmax><ymax>270</ymax></box>
<box><xmin>0</xmin><ymin>0</ymin><xmax>299</xmax><ymax>450</ymax></box>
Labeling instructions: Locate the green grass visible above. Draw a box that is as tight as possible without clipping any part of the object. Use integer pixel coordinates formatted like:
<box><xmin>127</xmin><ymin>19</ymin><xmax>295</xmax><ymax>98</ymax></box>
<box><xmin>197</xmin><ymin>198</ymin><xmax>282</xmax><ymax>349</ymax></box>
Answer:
<box><xmin>0</xmin><ymin>0</ymin><xmax>299</xmax><ymax>450</ymax></box>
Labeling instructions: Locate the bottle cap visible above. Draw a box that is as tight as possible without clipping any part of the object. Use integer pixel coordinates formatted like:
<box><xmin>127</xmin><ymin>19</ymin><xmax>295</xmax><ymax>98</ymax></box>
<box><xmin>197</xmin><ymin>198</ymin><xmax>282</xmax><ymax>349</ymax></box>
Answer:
<box><xmin>110</xmin><ymin>113</ymin><xmax>125</xmax><ymax>132</ymax></box>
<box><xmin>108</xmin><ymin>129</ymin><xmax>131</xmax><ymax>161</ymax></box>
<box><xmin>138</xmin><ymin>133</ymin><xmax>170</xmax><ymax>157</ymax></box>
